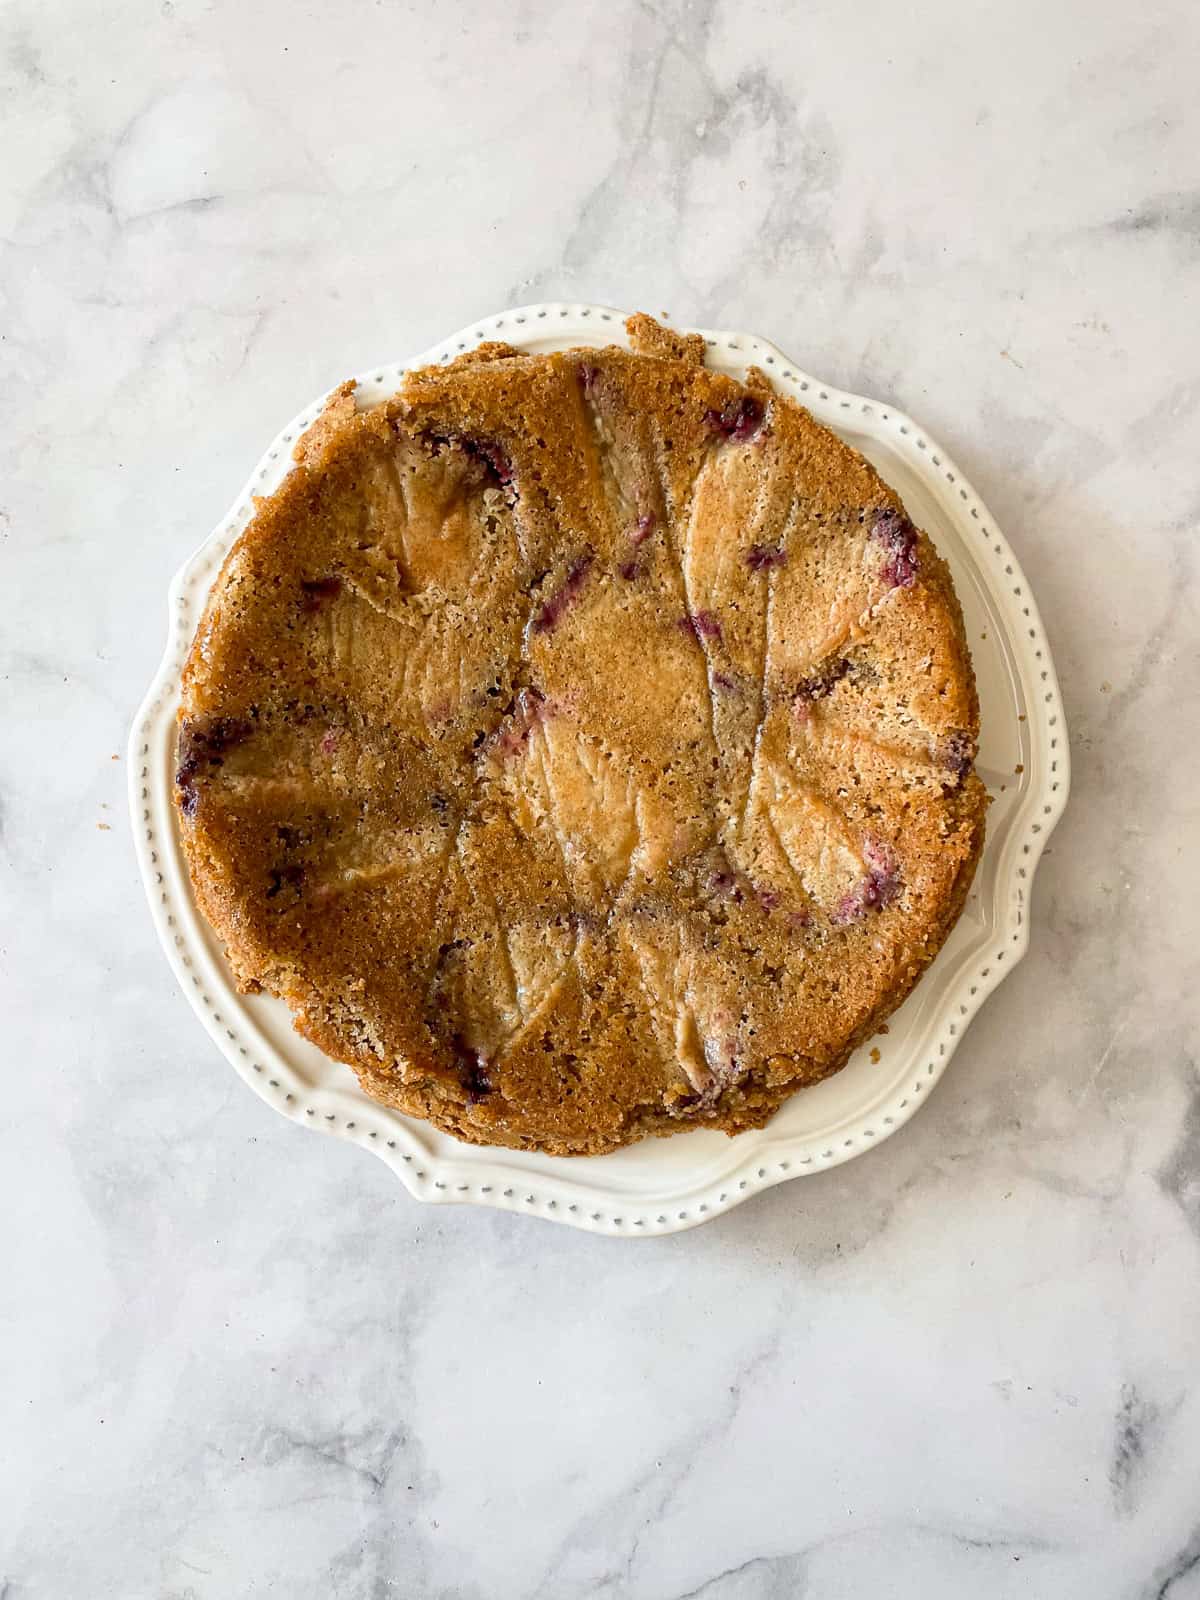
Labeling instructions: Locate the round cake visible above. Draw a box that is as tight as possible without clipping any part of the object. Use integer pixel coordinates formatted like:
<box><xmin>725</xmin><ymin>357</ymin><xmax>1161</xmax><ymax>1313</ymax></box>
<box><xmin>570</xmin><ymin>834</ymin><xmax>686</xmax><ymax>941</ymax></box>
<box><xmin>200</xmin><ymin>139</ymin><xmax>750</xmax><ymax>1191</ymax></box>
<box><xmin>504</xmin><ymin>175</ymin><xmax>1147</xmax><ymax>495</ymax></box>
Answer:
<box><xmin>175</xmin><ymin>314</ymin><xmax>987</xmax><ymax>1155</ymax></box>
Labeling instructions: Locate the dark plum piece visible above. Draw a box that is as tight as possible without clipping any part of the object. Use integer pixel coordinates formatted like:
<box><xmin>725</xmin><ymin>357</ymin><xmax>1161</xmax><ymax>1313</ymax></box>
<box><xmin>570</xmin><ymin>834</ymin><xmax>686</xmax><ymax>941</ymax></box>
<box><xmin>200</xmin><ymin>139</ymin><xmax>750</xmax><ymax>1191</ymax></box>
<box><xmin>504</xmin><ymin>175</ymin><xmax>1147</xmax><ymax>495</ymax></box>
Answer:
<box><xmin>678</xmin><ymin>609</ymin><xmax>723</xmax><ymax>644</ymax></box>
<box><xmin>175</xmin><ymin>715</ymin><xmax>252</xmax><ymax>817</ymax></box>
<box><xmin>620</xmin><ymin>515</ymin><xmax>655</xmax><ymax>577</ymax></box>
<box><xmin>462</xmin><ymin>436</ymin><xmax>515</xmax><ymax>489</ymax></box>
<box><xmin>832</xmin><ymin>837</ymin><xmax>902</xmax><ymax>925</ymax></box>
<box><xmin>941</xmin><ymin>729</ymin><xmax>974</xmax><ymax>783</ymax></box>
<box><xmin>532</xmin><ymin>552</ymin><xmax>594</xmax><ymax>634</ymax></box>
<box><xmin>427</xmin><ymin>430</ymin><xmax>517</xmax><ymax>497</ymax></box>
<box><xmin>746</xmin><ymin>543</ymin><xmax>786</xmax><ymax>571</ymax></box>
<box><xmin>870</xmin><ymin>507</ymin><xmax>919</xmax><ymax>588</ymax></box>
<box><xmin>704</xmin><ymin>394</ymin><xmax>765</xmax><ymax>442</ymax></box>
<box><xmin>450</xmin><ymin>1033</ymin><xmax>493</xmax><ymax>1102</ymax></box>
<box><xmin>578</xmin><ymin>362</ymin><xmax>600</xmax><ymax>395</ymax></box>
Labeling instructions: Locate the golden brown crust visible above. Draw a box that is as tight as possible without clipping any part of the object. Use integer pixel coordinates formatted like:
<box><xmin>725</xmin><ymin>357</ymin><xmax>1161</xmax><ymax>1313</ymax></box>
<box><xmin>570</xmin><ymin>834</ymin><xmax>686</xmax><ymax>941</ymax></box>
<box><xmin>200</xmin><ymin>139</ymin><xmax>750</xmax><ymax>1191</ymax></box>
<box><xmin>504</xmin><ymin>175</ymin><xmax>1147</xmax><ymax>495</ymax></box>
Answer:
<box><xmin>292</xmin><ymin>379</ymin><xmax>357</xmax><ymax>467</ymax></box>
<box><xmin>626</xmin><ymin>312</ymin><xmax>707</xmax><ymax>365</ymax></box>
<box><xmin>175</xmin><ymin>315</ymin><xmax>987</xmax><ymax>1155</ymax></box>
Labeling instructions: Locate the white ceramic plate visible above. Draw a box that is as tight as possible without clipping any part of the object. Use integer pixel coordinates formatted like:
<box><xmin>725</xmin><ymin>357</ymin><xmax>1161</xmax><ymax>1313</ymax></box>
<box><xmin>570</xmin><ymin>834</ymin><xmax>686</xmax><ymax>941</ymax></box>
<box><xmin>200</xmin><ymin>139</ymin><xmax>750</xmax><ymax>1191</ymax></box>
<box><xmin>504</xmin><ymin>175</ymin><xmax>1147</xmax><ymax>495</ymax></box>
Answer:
<box><xmin>130</xmin><ymin>303</ymin><xmax>1068</xmax><ymax>1235</ymax></box>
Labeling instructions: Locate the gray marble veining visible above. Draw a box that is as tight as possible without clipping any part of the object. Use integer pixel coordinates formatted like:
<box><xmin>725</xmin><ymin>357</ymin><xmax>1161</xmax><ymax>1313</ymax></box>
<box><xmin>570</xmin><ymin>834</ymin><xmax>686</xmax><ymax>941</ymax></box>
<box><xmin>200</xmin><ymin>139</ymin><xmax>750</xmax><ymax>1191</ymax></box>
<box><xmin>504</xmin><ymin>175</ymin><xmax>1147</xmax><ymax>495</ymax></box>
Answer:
<box><xmin>2</xmin><ymin>0</ymin><xmax>1198</xmax><ymax>1595</ymax></box>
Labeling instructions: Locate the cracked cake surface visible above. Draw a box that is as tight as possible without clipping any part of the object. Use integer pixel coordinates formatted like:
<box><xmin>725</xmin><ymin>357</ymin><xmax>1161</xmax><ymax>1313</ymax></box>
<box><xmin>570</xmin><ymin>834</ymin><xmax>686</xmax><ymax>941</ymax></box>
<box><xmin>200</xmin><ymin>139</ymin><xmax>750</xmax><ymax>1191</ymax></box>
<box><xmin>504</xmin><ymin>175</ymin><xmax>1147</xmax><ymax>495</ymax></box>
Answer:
<box><xmin>174</xmin><ymin>314</ymin><xmax>987</xmax><ymax>1155</ymax></box>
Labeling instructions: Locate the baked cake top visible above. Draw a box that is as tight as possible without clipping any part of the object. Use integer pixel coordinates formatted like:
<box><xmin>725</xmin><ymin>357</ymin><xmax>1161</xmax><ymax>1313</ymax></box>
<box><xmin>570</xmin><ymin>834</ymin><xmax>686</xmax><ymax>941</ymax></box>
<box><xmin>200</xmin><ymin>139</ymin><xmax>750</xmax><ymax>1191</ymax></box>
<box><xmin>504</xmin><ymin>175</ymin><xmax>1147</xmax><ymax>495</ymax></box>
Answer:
<box><xmin>175</xmin><ymin>314</ymin><xmax>986</xmax><ymax>1155</ymax></box>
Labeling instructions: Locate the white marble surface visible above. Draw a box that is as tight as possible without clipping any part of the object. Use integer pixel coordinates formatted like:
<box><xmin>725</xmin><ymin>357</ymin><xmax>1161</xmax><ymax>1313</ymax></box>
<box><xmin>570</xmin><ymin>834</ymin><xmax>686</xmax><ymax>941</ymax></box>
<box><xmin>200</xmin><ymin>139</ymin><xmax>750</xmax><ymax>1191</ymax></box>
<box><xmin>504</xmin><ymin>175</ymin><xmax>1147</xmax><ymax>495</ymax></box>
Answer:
<box><xmin>2</xmin><ymin>0</ymin><xmax>1198</xmax><ymax>1594</ymax></box>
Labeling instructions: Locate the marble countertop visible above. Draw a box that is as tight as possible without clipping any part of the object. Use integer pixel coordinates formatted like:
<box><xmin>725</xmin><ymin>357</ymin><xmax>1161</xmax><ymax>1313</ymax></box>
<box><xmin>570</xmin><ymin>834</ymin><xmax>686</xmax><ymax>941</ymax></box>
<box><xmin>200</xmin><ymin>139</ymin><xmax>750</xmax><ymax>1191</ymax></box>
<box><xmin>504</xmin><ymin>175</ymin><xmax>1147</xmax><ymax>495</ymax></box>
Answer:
<box><xmin>3</xmin><ymin>1</ymin><xmax>1198</xmax><ymax>1595</ymax></box>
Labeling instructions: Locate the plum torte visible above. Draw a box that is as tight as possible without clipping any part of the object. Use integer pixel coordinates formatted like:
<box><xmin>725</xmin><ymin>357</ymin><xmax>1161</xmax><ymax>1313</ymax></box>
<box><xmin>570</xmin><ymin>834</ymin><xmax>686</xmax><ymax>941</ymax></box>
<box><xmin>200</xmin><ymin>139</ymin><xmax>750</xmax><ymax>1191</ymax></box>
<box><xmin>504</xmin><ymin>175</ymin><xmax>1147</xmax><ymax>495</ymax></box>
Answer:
<box><xmin>175</xmin><ymin>314</ymin><xmax>987</xmax><ymax>1156</ymax></box>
